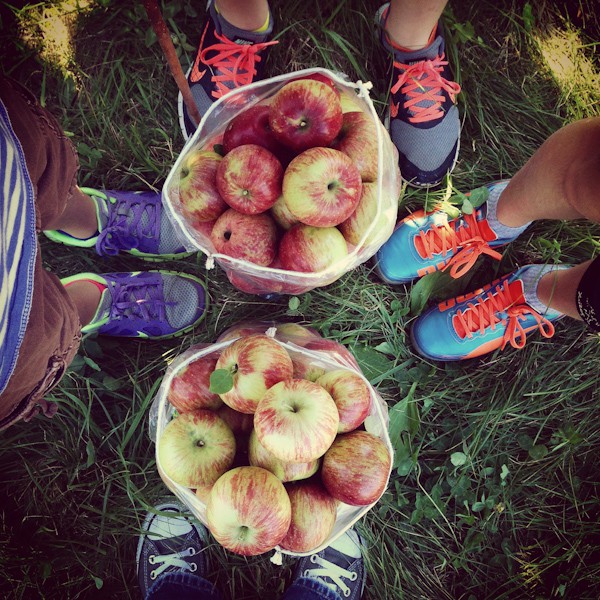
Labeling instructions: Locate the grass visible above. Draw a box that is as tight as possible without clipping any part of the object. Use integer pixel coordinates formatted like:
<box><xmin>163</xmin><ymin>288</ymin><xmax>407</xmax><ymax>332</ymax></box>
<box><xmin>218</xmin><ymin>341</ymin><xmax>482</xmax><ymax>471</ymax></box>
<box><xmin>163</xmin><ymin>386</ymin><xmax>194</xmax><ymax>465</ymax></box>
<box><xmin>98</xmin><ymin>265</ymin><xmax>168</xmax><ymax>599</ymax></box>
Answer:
<box><xmin>1</xmin><ymin>0</ymin><xmax>599</xmax><ymax>598</ymax></box>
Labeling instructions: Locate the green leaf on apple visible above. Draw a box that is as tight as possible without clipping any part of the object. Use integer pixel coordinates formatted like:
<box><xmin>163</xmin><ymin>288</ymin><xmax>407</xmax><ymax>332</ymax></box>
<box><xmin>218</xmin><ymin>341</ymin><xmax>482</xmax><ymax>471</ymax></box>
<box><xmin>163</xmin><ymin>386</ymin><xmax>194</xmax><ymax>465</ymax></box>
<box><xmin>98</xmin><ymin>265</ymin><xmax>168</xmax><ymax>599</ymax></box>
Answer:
<box><xmin>209</xmin><ymin>369</ymin><xmax>234</xmax><ymax>394</ymax></box>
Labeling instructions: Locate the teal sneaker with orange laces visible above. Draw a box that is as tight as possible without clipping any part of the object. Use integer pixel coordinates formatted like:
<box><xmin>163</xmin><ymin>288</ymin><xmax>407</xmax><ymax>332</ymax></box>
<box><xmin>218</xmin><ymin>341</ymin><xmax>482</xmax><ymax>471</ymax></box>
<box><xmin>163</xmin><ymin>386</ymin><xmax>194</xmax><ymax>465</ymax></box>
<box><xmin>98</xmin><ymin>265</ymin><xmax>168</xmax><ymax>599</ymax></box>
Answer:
<box><xmin>376</xmin><ymin>181</ymin><xmax>519</xmax><ymax>284</ymax></box>
<box><xmin>410</xmin><ymin>266</ymin><xmax>564</xmax><ymax>361</ymax></box>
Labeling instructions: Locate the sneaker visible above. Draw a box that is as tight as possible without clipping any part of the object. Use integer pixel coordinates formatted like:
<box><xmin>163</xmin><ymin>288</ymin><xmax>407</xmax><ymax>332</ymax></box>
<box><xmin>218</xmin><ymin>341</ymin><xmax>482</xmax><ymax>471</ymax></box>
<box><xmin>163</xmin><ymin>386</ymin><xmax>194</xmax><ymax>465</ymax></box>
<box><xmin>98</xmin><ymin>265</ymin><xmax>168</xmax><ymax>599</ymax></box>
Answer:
<box><xmin>136</xmin><ymin>499</ymin><xmax>209</xmax><ymax>598</ymax></box>
<box><xmin>61</xmin><ymin>271</ymin><xmax>207</xmax><ymax>339</ymax></box>
<box><xmin>291</xmin><ymin>529</ymin><xmax>366</xmax><ymax>600</ymax></box>
<box><xmin>376</xmin><ymin>3</ymin><xmax>461</xmax><ymax>187</ymax></box>
<box><xmin>179</xmin><ymin>0</ymin><xmax>277</xmax><ymax>140</ymax></box>
<box><xmin>44</xmin><ymin>188</ymin><xmax>192</xmax><ymax>261</ymax></box>
<box><xmin>376</xmin><ymin>181</ymin><xmax>518</xmax><ymax>284</ymax></box>
<box><xmin>410</xmin><ymin>266</ymin><xmax>563</xmax><ymax>361</ymax></box>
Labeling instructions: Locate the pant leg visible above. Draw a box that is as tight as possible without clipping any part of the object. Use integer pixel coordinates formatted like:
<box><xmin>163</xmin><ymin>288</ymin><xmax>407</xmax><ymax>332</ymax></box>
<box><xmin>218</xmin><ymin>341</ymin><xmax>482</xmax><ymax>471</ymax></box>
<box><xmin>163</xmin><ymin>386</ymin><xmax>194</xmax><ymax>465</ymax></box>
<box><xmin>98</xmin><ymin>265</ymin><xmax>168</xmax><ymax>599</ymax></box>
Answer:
<box><xmin>146</xmin><ymin>572</ymin><xmax>224</xmax><ymax>600</ymax></box>
<box><xmin>0</xmin><ymin>76</ymin><xmax>81</xmax><ymax>429</ymax></box>
<box><xmin>281</xmin><ymin>577</ymin><xmax>343</xmax><ymax>600</ymax></box>
<box><xmin>576</xmin><ymin>255</ymin><xmax>600</xmax><ymax>331</ymax></box>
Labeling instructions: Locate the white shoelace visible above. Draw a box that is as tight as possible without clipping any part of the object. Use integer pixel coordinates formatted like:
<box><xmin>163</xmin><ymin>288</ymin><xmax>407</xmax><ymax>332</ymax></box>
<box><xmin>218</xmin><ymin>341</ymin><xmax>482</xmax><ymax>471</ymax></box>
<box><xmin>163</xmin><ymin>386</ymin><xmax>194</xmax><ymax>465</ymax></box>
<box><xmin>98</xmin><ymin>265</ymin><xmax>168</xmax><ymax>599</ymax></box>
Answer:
<box><xmin>149</xmin><ymin>547</ymin><xmax>197</xmax><ymax>580</ymax></box>
<box><xmin>303</xmin><ymin>554</ymin><xmax>357</xmax><ymax>598</ymax></box>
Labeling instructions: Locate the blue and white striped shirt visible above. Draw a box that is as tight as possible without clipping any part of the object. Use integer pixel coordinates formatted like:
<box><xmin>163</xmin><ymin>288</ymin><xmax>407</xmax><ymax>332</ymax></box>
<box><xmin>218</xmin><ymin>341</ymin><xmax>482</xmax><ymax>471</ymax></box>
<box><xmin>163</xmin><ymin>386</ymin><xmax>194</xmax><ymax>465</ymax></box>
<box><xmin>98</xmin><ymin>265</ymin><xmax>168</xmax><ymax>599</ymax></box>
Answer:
<box><xmin>0</xmin><ymin>99</ymin><xmax>37</xmax><ymax>395</ymax></box>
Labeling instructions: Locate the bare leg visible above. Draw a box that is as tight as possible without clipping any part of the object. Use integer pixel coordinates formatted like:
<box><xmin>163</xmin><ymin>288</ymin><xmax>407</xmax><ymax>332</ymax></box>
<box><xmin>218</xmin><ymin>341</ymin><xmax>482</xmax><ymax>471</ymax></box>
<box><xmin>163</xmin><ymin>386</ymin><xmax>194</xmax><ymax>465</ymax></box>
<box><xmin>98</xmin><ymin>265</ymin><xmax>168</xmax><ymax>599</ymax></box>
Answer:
<box><xmin>44</xmin><ymin>186</ymin><xmax>98</xmax><ymax>239</ymax></box>
<box><xmin>385</xmin><ymin>0</ymin><xmax>448</xmax><ymax>50</ymax></box>
<box><xmin>497</xmin><ymin>117</ymin><xmax>600</xmax><ymax>227</ymax></box>
<box><xmin>64</xmin><ymin>281</ymin><xmax>103</xmax><ymax>327</ymax></box>
<box><xmin>215</xmin><ymin>0</ymin><xmax>269</xmax><ymax>31</ymax></box>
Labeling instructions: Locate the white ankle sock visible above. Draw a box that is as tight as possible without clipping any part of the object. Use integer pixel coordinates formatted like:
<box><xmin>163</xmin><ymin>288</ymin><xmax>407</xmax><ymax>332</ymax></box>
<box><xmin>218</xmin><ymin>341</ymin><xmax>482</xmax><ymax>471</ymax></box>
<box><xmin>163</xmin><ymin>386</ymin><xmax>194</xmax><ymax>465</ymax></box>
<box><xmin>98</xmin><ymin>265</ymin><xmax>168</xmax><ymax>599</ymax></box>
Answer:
<box><xmin>486</xmin><ymin>181</ymin><xmax>532</xmax><ymax>240</ymax></box>
<box><xmin>520</xmin><ymin>264</ymin><xmax>570</xmax><ymax>316</ymax></box>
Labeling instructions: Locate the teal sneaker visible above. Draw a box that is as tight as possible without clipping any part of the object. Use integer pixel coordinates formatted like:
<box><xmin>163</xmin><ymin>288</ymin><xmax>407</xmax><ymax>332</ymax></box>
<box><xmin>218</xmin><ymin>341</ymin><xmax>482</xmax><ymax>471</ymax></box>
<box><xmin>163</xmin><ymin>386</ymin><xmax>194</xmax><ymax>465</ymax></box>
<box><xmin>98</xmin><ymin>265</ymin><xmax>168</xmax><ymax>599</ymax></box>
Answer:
<box><xmin>411</xmin><ymin>266</ymin><xmax>563</xmax><ymax>361</ymax></box>
<box><xmin>376</xmin><ymin>181</ymin><xmax>519</xmax><ymax>284</ymax></box>
<box><xmin>45</xmin><ymin>188</ymin><xmax>193</xmax><ymax>261</ymax></box>
<box><xmin>61</xmin><ymin>271</ymin><xmax>207</xmax><ymax>339</ymax></box>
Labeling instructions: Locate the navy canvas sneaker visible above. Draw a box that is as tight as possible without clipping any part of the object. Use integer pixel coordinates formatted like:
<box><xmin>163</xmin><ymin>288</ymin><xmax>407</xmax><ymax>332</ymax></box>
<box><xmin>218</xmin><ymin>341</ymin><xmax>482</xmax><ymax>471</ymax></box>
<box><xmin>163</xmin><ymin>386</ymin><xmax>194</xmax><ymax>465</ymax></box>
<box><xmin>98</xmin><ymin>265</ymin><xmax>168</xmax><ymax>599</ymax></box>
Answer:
<box><xmin>376</xmin><ymin>3</ymin><xmax>461</xmax><ymax>187</ymax></box>
<box><xmin>61</xmin><ymin>271</ymin><xmax>207</xmax><ymax>339</ymax></box>
<box><xmin>178</xmin><ymin>0</ymin><xmax>277</xmax><ymax>140</ymax></box>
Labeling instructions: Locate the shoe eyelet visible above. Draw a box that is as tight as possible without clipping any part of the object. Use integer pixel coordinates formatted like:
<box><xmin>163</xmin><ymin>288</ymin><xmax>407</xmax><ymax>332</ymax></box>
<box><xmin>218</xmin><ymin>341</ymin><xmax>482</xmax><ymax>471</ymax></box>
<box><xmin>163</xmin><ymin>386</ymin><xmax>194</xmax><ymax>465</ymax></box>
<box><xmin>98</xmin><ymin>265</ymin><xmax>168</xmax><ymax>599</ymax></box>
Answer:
<box><xmin>148</xmin><ymin>555</ymin><xmax>156</xmax><ymax>565</ymax></box>
<box><xmin>310</xmin><ymin>555</ymin><xmax>318</xmax><ymax>563</ymax></box>
<box><xmin>190</xmin><ymin>563</ymin><xmax>198</xmax><ymax>572</ymax></box>
<box><xmin>344</xmin><ymin>590</ymin><xmax>351</xmax><ymax>598</ymax></box>
<box><xmin>350</xmin><ymin>573</ymin><xmax>357</xmax><ymax>581</ymax></box>
<box><xmin>188</xmin><ymin>547</ymin><xmax>196</xmax><ymax>556</ymax></box>
<box><xmin>150</xmin><ymin>570</ymin><xmax>157</xmax><ymax>580</ymax></box>
<box><xmin>304</xmin><ymin>570</ymin><xmax>310</xmax><ymax>577</ymax></box>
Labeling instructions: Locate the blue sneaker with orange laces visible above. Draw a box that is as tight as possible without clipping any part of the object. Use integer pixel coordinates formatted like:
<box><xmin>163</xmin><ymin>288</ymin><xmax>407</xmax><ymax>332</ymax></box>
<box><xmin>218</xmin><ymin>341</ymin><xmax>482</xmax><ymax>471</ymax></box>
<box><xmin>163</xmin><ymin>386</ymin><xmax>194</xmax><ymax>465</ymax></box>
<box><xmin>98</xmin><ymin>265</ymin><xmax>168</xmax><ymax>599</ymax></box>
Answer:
<box><xmin>44</xmin><ymin>188</ymin><xmax>192</xmax><ymax>261</ymax></box>
<box><xmin>179</xmin><ymin>0</ymin><xmax>277</xmax><ymax>140</ymax></box>
<box><xmin>376</xmin><ymin>3</ymin><xmax>461</xmax><ymax>187</ymax></box>
<box><xmin>376</xmin><ymin>181</ymin><xmax>520</xmax><ymax>284</ymax></box>
<box><xmin>411</xmin><ymin>266</ymin><xmax>564</xmax><ymax>361</ymax></box>
<box><xmin>61</xmin><ymin>271</ymin><xmax>207</xmax><ymax>339</ymax></box>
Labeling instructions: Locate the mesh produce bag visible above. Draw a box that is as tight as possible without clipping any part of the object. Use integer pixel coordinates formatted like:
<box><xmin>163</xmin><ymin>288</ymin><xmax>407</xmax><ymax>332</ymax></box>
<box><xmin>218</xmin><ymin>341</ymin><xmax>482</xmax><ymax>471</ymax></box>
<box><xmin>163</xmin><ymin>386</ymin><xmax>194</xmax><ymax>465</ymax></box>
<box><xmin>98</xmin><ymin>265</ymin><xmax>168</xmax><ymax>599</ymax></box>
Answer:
<box><xmin>163</xmin><ymin>68</ymin><xmax>401</xmax><ymax>295</ymax></box>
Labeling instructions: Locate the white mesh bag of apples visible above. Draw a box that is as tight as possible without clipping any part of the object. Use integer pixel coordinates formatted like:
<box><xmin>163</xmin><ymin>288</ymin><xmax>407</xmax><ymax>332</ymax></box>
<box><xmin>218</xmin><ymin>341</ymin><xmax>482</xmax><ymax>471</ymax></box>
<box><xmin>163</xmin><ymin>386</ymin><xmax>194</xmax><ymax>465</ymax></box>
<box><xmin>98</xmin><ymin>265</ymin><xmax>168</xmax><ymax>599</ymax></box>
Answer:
<box><xmin>149</xmin><ymin>321</ymin><xmax>393</xmax><ymax>561</ymax></box>
<box><xmin>162</xmin><ymin>67</ymin><xmax>401</xmax><ymax>295</ymax></box>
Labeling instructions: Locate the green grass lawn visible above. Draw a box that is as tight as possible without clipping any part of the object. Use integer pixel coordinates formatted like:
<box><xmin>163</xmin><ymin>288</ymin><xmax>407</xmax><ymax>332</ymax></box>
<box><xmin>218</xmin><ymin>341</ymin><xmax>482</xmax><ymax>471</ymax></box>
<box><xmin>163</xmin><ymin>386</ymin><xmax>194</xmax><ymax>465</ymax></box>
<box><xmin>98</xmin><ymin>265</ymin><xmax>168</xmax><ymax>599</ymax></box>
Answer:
<box><xmin>1</xmin><ymin>1</ymin><xmax>599</xmax><ymax>598</ymax></box>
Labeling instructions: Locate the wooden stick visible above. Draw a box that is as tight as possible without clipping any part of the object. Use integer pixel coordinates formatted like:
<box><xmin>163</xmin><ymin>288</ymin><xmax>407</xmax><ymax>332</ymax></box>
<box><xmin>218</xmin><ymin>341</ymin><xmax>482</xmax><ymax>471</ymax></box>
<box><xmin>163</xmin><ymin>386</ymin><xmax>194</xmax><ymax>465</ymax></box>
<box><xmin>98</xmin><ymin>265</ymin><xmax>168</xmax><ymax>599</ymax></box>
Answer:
<box><xmin>142</xmin><ymin>0</ymin><xmax>202</xmax><ymax>129</ymax></box>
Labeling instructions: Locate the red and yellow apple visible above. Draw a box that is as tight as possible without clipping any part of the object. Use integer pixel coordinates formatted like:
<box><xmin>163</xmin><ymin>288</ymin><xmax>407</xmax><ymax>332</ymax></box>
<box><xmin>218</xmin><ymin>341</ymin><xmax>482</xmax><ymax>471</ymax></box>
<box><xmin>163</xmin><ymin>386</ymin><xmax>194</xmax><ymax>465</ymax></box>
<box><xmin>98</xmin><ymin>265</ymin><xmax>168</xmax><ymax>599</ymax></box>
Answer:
<box><xmin>168</xmin><ymin>354</ymin><xmax>223</xmax><ymax>413</ymax></box>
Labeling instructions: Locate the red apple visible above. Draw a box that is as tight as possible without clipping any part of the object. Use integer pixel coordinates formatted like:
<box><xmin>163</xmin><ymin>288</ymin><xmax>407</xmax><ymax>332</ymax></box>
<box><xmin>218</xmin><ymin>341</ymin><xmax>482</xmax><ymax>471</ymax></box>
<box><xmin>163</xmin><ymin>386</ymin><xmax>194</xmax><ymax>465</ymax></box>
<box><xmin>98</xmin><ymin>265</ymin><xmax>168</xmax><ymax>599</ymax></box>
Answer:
<box><xmin>168</xmin><ymin>355</ymin><xmax>223</xmax><ymax>413</ymax></box>
<box><xmin>279</xmin><ymin>224</ymin><xmax>348</xmax><ymax>273</ymax></box>
<box><xmin>217</xmin><ymin>404</ymin><xmax>255</xmax><ymax>436</ymax></box>
<box><xmin>211</xmin><ymin>209</ymin><xmax>277</xmax><ymax>266</ymax></box>
<box><xmin>216</xmin><ymin>334</ymin><xmax>294</xmax><ymax>414</ymax></box>
<box><xmin>157</xmin><ymin>410</ymin><xmax>236</xmax><ymax>488</ymax></box>
<box><xmin>291</xmin><ymin>354</ymin><xmax>326</xmax><ymax>382</ymax></box>
<box><xmin>316</xmin><ymin>369</ymin><xmax>371</xmax><ymax>433</ymax></box>
<box><xmin>248</xmin><ymin>430</ymin><xmax>319</xmax><ymax>482</ymax></box>
<box><xmin>177</xmin><ymin>150</ymin><xmax>228</xmax><ymax>223</ymax></box>
<box><xmin>331</xmin><ymin>111</ymin><xmax>378</xmax><ymax>183</ymax></box>
<box><xmin>274</xmin><ymin>323</ymin><xmax>322</xmax><ymax>343</ymax></box>
<box><xmin>216</xmin><ymin>144</ymin><xmax>283</xmax><ymax>214</ymax></box>
<box><xmin>192</xmin><ymin>218</ymin><xmax>217</xmax><ymax>240</ymax></box>
<box><xmin>321</xmin><ymin>431</ymin><xmax>391</xmax><ymax>506</ymax></box>
<box><xmin>269</xmin><ymin>80</ymin><xmax>343</xmax><ymax>151</ymax></box>
<box><xmin>254</xmin><ymin>379</ymin><xmax>339</xmax><ymax>463</ymax></box>
<box><xmin>206</xmin><ymin>466</ymin><xmax>291</xmax><ymax>556</ymax></box>
<box><xmin>270</xmin><ymin>195</ymin><xmax>300</xmax><ymax>230</ymax></box>
<box><xmin>227</xmin><ymin>270</ymin><xmax>272</xmax><ymax>295</ymax></box>
<box><xmin>339</xmin><ymin>182</ymin><xmax>386</xmax><ymax>246</ymax></box>
<box><xmin>303</xmin><ymin>339</ymin><xmax>361</xmax><ymax>370</ymax></box>
<box><xmin>283</xmin><ymin>148</ymin><xmax>362</xmax><ymax>227</ymax></box>
<box><xmin>280</xmin><ymin>481</ymin><xmax>337</xmax><ymax>553</ymax></box>
<box><xmin>223</xmin><ymin>104</ymin><xmax>285</xmax><ymax>155</ymax></box>
<box><xmin>292</xmin><ymin>73</ymin><xmax>340</xmax><ymax>98</ymax></box>
<box><xmin>217</xmin><ymin>322</ymin><xmax>271</xmax><ymax>343</ymax></box>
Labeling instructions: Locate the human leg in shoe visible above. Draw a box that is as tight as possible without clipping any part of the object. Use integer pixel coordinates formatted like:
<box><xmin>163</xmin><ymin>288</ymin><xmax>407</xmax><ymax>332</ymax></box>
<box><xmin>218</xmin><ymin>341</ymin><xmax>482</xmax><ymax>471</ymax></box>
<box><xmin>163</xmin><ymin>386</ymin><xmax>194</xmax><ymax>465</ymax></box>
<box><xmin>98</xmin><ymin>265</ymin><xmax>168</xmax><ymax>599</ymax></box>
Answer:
<box><xmin>410</xmin><ymin>118</ymin><xmax>600</xmax><ymax>360</ymax></box>
<box><xmin>377</xmin><ymin>0</ymin><xmax>461</xmax><ymax>187</ymax></box>
<box><xmin>179</xmin><ymin>0</ymin><xmax>276</xmax><ymax>139</ymax></box>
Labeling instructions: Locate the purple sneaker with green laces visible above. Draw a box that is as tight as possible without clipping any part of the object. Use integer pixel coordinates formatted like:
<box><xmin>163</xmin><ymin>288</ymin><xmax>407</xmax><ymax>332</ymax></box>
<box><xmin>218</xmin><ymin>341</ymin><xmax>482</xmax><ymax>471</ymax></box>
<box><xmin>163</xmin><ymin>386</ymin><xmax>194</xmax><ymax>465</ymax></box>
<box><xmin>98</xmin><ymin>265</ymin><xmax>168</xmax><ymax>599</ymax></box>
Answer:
<box><xmin>62</xmin><ymin>271</ymin><xmax>207</xmax><ymax>339</ymax></box>
<box><xmin>45</xmin><ymin>188</ymin><xmax>193</xmax><ymax>261</ymax></box>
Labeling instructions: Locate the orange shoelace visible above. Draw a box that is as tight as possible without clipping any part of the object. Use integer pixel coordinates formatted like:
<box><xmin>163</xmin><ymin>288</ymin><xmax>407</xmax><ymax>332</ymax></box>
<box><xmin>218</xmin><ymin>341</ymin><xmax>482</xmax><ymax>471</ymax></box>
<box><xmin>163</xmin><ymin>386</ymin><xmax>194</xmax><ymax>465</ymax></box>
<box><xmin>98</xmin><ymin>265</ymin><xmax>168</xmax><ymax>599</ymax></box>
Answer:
<box><xmin>391</xmin><ymin>55</ymin><xmax>461</xmax><ymax>123</ymax></box>
<box><xmin>453</xmin><ymin>280</ymin><xmax>556</xmax><ymax>349</ymax></box>
<box><xmin>199</xmin><ymin>32</ymin><xmax>278</xmax><ymax>99</ymax></box>
<box><xmin>414</xmin><ymin>212</ymin><xmax>502</xmax><ymax>279</ymax></box>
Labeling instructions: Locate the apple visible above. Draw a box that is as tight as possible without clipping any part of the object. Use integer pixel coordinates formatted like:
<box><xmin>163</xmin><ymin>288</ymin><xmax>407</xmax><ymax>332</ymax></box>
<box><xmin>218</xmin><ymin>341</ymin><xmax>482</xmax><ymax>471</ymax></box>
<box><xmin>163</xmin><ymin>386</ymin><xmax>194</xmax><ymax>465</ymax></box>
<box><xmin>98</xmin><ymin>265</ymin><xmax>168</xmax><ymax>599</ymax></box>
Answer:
<box><xmin>177</xmin><ymin>150</ymin><xmax>228</xmax><ymax>224</ymax></box>
<box><xmin>211</xmin><ymin>209</ymin><xmax>277</xmax><ymax>266</ymax></box>
<box><xmin>227</xmin><ymin>270</ymin><xmax>272</xmax><ymax>295</ymax></box>
<box><xmin>292</xmin><ymin>73</ymin><xmax>340</xmax><ymax>98</ymax></box>
<box><xmin>217</xmin><ymin>404</ymin><xmax>255</xmax><ymax>436</ymax></box>
<box><xmin>291</xmin><ymin>354</ymin><xmax>326</xmax><ymax>382</ymax></box>
<box><xmin>223</xmin><ymin>104</ymin><xmax>286</xmax><ymax>155</ymax></box>
<box><xmin>339</xmin><ymin>182</ymin><xmax>386</xmax><ymax>246</ymax></box>
<box><xmin>274</xmin><ymin>323</ymin><xmax>322</xmax><ymax>343</ymax></box>
<box><xmin>158</xmin><ymin>409</ymin><xmax>236</xmax><ymax>488</ymax></box>
<box><xmin>280</xmin><ymin>481</ymin><xmax>337</xmax><ymax>553</ymax></box>
<box><xmin>206</xmin><ymin>466</ymin><xmax>292</xmax><ymax>556</ymax></box>
<box><xmin>217</xmin><ymin>322</ymin><xmax>271</xmax><ymax>343</ymax></box>
<box><xmin>269</xmin><ymin>80</ymin><xmax>343</xmax><ymax>151</ymax></box>
<box><xmin>195</xmin><ymin>482</ymin><xmax>213</xmax><ymax>503</ymax></box>
<box><xmin>270</xmin><ymin>195</ymin><xmax>299</xmax><ymax>230</ymax></box>
<box><xmin>321</xmin><ymin>431</ymin><xmax>391</xmax><ymax>506</ymax></box>
<box><xmin>331</xmin><ymin>111</ymin><xmax>378</xmax><ymax>183</ymax></box>
<box><xmin>279</xmin><ymin>224</ymin><xmax>348</xmax><ymax>273</ymax></box>
<box><xmin>340</xmin><ymin>90</ymin><xmax>366</xmax><ymax>114</ymax></box>
<box><xmin>303</xmin><ymin>338</ymin><xmax>361</xmax><ymax>370</ymax></box>
<box><xmin>283</xmin><ymin>148</ymin><xmax>362</xmax><ymax>227</ymax></box>
<box><xmin>248</xmin><ymin>429</ymin><xmax>319</xmax><ymax>482</ymax></box>
<box><xmin>192</xmin><ymin>218</ymin><xmax>217</xmax><ymax>240</ymax></box>
<box><xmin>216</xmin><ymin>144</ymin><xmax>283</xmax><ymax>214</ymax></box>
<box><xmin>316</xmin><ymin>369</ymin><xmax>371</xmax><ymax>433</ymax></box>
<box><xmin>168</xmin><ymin>354</ymin><xmax>223</xmax><ymax>413</ymax></box>
<box><xmin>216</xmin><ymin>334</ymin><xmax>294</xmax><ymax>414</ymax></box>
<box><xmin>254</xmin><ymin>379</ymin><xmax>339</xmax><ymax>463</ymax></box>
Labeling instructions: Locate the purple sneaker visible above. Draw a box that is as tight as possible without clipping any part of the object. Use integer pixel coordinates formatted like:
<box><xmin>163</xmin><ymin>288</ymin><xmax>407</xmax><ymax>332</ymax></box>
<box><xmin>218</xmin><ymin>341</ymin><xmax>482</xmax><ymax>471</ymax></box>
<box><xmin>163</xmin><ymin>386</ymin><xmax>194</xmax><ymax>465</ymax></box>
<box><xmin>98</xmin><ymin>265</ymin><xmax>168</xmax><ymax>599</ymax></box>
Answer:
<box><xmin>45</xmin><ymin>188</ymin><xmax>193</xmax><ymax>261</ymax></box>
<box><xmin>62</xmin><ymin>271</ymin><xmax>207</xmax><ymax>339</ymax></box>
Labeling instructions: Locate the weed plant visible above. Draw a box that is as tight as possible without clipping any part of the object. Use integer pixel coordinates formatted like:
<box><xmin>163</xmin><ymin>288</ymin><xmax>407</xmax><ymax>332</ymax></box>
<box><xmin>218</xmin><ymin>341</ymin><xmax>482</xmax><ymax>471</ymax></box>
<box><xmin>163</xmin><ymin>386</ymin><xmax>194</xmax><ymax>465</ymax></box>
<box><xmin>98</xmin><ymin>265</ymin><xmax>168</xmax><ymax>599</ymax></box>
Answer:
<box><xmin>0</xmin><ymin>1</ymin><xmax>598</xmax><ymax>599</ymax></box>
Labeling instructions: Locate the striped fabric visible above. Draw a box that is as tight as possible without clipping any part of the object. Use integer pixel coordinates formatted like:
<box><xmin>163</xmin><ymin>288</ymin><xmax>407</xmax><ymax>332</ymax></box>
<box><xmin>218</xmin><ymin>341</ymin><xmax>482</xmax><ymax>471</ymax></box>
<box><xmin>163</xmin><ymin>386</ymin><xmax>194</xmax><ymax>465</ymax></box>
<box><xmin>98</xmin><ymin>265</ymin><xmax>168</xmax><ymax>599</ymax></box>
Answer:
<box><xmin>0</xmin><ymin>99</ymin><xmax>37</xmax><ymax>395</ymax></box>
